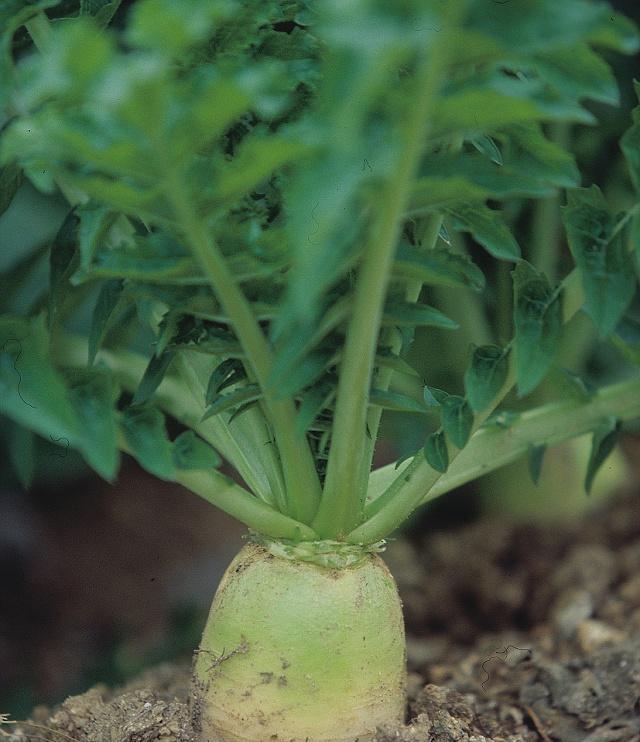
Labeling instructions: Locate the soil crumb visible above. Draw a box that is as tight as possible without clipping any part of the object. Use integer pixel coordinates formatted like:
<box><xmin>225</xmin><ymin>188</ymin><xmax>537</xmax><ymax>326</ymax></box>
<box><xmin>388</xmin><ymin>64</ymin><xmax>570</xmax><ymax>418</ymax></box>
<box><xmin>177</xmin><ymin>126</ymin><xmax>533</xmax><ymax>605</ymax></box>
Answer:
<box><xmin>5</xmin><ymin>491</ymin><xmax>640</xmax><ymax>741</ymax></box>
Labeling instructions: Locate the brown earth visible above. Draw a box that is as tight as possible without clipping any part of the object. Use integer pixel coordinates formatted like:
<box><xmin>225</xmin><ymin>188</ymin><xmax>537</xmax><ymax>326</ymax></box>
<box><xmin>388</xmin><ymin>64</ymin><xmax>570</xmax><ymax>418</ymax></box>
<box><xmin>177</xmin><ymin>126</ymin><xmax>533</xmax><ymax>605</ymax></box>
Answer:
<box><xmin>3</xmin><ymin>478</ymin><xmax>640</xmax><ymax>741</ymax></box>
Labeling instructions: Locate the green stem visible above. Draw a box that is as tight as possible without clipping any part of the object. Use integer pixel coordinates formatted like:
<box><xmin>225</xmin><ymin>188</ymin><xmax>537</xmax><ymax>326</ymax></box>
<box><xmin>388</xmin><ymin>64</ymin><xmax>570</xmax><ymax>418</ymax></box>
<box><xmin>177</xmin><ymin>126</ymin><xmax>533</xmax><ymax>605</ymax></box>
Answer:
<box><xmin>346</xmin><ymin>268</ymin><xmax>585</xmax><ymax>543</ymax></box>
<box><xmin>165</xmin><ymin>182</ymin><xmax>322</xmax><ymax>525</ymax></box>
<box><xmin>117</xmin><ymin>433</ymin><xmax>317</xmax><ymax>541</ymax></box>
<box><xmin>313</xmin><ymin>2</ymin><xmax>466</xmax><ymax>538</ymax></box>
<box><xmin>365</xmin><ymin>375</ymin><xmax>640</xmax><ymax>515</ymax></box>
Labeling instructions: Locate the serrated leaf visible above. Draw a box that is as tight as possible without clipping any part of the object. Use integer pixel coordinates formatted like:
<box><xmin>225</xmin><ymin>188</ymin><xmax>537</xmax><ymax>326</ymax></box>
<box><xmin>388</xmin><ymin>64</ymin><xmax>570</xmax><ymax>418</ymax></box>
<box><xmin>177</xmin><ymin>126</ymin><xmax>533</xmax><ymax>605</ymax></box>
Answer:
<box><xmin>393</xmin><ymin>244</ymin><xmax>485</xmax><ymax>292</ymax></box>
<box><xmin>464</xmin><ymin>344</ymin><xmax>510</xmax><ymax>412</ymax></box>
<box><xmin>528</xmin><ymin>444</ymin><xmax>546</xmax><ymax>486</ymax></box>
<box><xmin>0</xmin><ymin>315</ymin><xmax>81</xmax><ymax>443</ymax></box>
<box><xmin>133</xmin><ymin>349</ymin><xmax>175</xmax><ymax>405</ymax></box>
<box><xmin>89</xmin><ymin>279</ymin><xmax>125</xmax><ymax>364</ymax></box>
<box><xmin>562</xmin><ymin>186</ymin><xmax>635</xmax><ymax>337</ymax></box>
<box><xmin>423</xmin><ymin>386</ymin><xmax>449</xmax><ymax>407</ymax></box>
<box><xmin>424</xmin><ymin>430</ymin><xmax>449</xmax><ymax>473</ymax></box>
<box><xmin>0</xmin><ymin>162</ymin><xmax>22</xmax><ymax>216</ymax></box>
<box><xmin>449</xmin><ymin>203</ymin><xmax>520</xmax><ymax>261</ymax></box>
<box><xmin>65</xmin><ymin>366</ymin><xmax>120</xmax><ymax>481</ymax></box>
<box><xmin>440</xmin><ymin>395</ymin><xmax>473</xmax><ymax>449</ymax></box>
<box><xmin>121</xmin><ymin>404</ymin><xmax>175</xmax><ymax>480</ymax></box>
<box><xmin>585</xmin><ymin>418</ymin><xmax>620</xmax><ymax>494</ymax></box>
<box><xmin>369</xmin><ymin>389</ymin><xmax>427</xmax><ymax>414</ymax></box>
<box><xmin>382</xmin><ymin>301</ymin><xmax>459</xmax><ymax>329</ymax></box>
<box><xmin>512</xmin><ymin>261</ymin><xmax>562</xmax><ymax>396</ymax></box>
<box><xmin>172</xmin><ymin>430</ymin><xmax>221</xmax><ymax>470</ymax></box>
<box><xmin>201</xmin><ymin>384</ymin><xmax>262</xmax><ymax>421</ymax></box>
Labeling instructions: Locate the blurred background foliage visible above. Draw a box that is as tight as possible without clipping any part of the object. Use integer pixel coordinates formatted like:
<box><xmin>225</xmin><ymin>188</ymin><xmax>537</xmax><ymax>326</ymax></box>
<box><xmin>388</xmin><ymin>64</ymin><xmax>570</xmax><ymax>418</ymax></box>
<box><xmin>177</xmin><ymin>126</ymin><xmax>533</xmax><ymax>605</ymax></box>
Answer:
<box><xmin>1</xmin><ymin>0</ymin><xmax>639</xmax><ymax>720</ymax></box>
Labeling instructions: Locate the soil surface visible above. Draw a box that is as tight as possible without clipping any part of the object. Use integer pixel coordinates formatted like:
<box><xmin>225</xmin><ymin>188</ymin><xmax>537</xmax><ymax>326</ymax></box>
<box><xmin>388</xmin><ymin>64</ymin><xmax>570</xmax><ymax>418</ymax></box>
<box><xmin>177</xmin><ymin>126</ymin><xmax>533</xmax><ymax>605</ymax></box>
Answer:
<box><xmin>4</xmin><ymin>486</ymin><xmax>640</xmax><ymax>742</ymax></box>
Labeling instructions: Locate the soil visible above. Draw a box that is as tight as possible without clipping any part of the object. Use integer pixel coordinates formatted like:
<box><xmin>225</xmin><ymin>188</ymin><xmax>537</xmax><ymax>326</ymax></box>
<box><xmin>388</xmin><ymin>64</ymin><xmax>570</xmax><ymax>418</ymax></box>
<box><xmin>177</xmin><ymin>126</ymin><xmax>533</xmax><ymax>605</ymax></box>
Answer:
<box><xmin>4</xmin><ymin>483</ymin><xmax>640</xmax><ymax>742</ymax></box>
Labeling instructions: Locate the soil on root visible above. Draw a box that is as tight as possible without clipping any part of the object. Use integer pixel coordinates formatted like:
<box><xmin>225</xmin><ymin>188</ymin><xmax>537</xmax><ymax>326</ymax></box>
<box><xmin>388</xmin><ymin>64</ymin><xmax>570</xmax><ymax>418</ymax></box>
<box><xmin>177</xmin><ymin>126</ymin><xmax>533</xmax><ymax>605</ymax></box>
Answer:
<box><xmin>5</xmin><ymin>490</ymin><xmax>640</xmax><ymax>742</ymax></box>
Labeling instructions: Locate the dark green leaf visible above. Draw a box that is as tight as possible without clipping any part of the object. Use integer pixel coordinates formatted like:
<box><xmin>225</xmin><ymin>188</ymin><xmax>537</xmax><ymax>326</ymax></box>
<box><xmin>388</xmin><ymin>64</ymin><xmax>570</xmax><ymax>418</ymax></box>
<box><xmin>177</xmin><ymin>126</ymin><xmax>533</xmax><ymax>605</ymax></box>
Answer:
<box><xmin>72</xmin><ymin>204</ymin><xmax>118</xmax><ymax>283</ymax></box>
<box><xmin>464</xmin><ymin>344</ymin><xmax>510</xmax><ymax>412</ymax></box>
<box><xmin>7</xmin><ymin>420</ymin><xmax>35</xmax><ymax>489</ymax></box>
<box><xmin>621</xmin><ymin>118</ymin><xmax>640</xmax><ymax>194</ymax></box>
<box><xmin>423</xmin><ymin>430</ymin><xmax>449</xmax><ymax>473</ymax></box>
<box><xmin>201</xmin><ymin>384</ymin><xmax>262</xmax><ymax>421</ymax></box>
<box><xmin>369</xmin><ymin>389</ymin><xmax>427</xmax><ymax>414</ymax></box>
<box><xmin>512</xmin><ymin>261</ymin><xmax>562</xmax><ymax>396</ymax></box>
<box><xmin>48</xmin><ymin>211</ymin><xmax>79</xmax><ymax>327</ymax></box>
<box><xmin>205</xmin><ymin>359</ymin><xmax>245</xmax><ymax>405</ymax></box>
<box><xmin>295</xmin><ymin>383</ymin><xmax>334</xmax><ymax>437</ymax></box>
<box><xmin>423</xmin><ymin>386</ymin><xmax>449</xmax><ymax>407</ymax></box>
<box><xmin>0</xmin><ymin>315</ymin><xmax>81</xmax><ymax>442</ymax></box>
<box><xmin>172</xmin><ymin>430</ymin><xmax>221</xmax><ymax>470</ymax></box>
<box><xmin>562</xmin><ymin>186</ymin><xmax>635</xmax><ymax>336</ymax></box>
<box><xmin>393</xmin><ymin>244</ymin><xmax>485</xmax><ymax>292</ymax></box>
<box><xmin>0</xmin><ymin>162</ymin><xmax>22</xmax><ymax>216</ymax></box>
<box><xmin>89</xmin><ymin>279</ymin><xmax>125</xmax><ymax>364</ymax></box>
<box><xmin>440</xmin><ymin>395</ymin><xmax>474</xmax><ymax>449</ymax></box>
<box><xmin>382</xmin><ymin>301</ymin><xmax>459</xmax><ymax>329</ymax></box>
<box><xmin>528</xmin><ymin>444</ymin><xmax>546</xmax><ymax>486</ymax></box>
<box><xmin>470</xmin><ymin>135</ymin><xmax>503</xmax><ymax>165</ymax></box>
<box><xmin>65</xmin><ymin>366</ymin><xmax>120</xmax><ymax>481</ymax></box>
<box><xmin>585</xmin><ymin>418</ymin><xmax>620</xmax><ymax>494</ymax></box>
<box><xmin>121</xmin><ymin>404</ymin><xmax>175</xmax><ymax>480</ymax></box>
<box><xmin>449</xmin><ymin>203</ymin><xmax>521</xmax><ymax>261</ymax></box>
<box><xmin>133</xmin><ymin>350</ymin><xmax>175</xmax><ymax>405</ymax></box>
<box><xmin>611</xmin><ymin>315</ymin><xmax>640</xmax><ymax>366</ymax></box>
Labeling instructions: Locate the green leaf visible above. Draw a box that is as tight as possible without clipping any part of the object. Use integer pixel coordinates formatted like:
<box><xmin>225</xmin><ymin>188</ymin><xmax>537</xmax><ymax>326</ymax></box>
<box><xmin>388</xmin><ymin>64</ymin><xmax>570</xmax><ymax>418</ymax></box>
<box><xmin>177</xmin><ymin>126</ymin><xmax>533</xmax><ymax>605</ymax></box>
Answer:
<box><xmin>0</xmin><ymin>162</ymin><xmax>22</xmax><ymax>216</ymax></box>
<box><xmin>562</xmin><ymin>186</ymin><xmax>635</xmax><ymax>337</ymax></box>
<box><xmin>423</xmin><ymin>430</ymin><xmax>449</xmax><ymax>473</ymax></box>
<box><xmin>382</xmin><ymin>301</ymin><xmax>459</xmax><ymax>329</ymax></box>
<box><xmin>48</xmin><ymin>210</ymin><xmax>79</xmax><ymax>327</ymax></box>
<box><xmin>585</xmin><ymin>418</ymin><xmax>620</xmax><ymax>494</ymax></box>
<box><xmin>611</xmin><ymin>315</ymin><xmax>640</xmax><ymax>366</ymax></box>
<box><xmin>296</xmin><ymin>383</ymin><xmax>334</xmax><ymax>437</ymax></box>
<box><xmin>369</xmin><ymin>389</ymin><xmax>427</xmax><ymax>414</ymax></box>
<box><xmin>80</xmin><ymin>0</ymin><xmax>123</xmax><ymax>27</ymax></box>
<box><xmin>7</xmin><ymin>420</ymin><xmax>36</xmax><ymax>489</ymax></box>
<box><xmin>621</xmin><ymin>118</ymin><xmax>640</xmax><ymax>194</ymax></box>
<box><xmin>205</xmin><ymin>359</ymin><xmax>246</xmax><ymax>405</ymax></box>
<box><xmin>172</xmin><ymin>430</ymin><xmax>221</xmax><ymax>470</ymax></box>
<box><xmin>201</xmin><ymin>384</ymin><xmax>262</xmax><ymax>421</ymax></box>
<box><xmin>133</xmin><ymin>350</ymin><xmax>175</xmax><ymax>405</ymax></box>
<box><xmin>423</xmin><ymin>386</ymin><xmax>449</xmax><ymax>407</ymax></box>
<box><xmin>449</xmin><ymin>203</ymin><xmax>521</xmax><ymax>261</ymax></box>
<box><xmin>0</xmin><ymin>315</ymin><xmax>81</xmax><ymax>443</ymax></box>
<box><xmin>470</xmin><ymin>135</ymin><xmax>503</xmax><ymax>165</ymax></box>
<box><xmin>121</xmin><ymin>404</ymin><xmax>175</xmax><ymax>480</ymax></box>
<box><xmin>528</xmin><ymin>444</ymin><xmax>546</xmax><ymax>486</ymax></box>
<box><xmin>72</xmin><ymin>204</ymin><xmax>117</xmax><ymax>283</ymax></box>
<box><xmin>393</xmin><ymin>244</ymin><xmax>485</xmax><ymax>292</ymax></box>
<box><xmin>440</xmin><ymin>395</ymin><xmax>473</xmax><ymax>449</ymax></box>
<box><xmin>65</xmin><ymin>366</ymin><xmax>120</xmax><ymax>481</ymax></box>
<box><xmin>89</xmin><ymin>279</ymin><xmax>125</xmax><ymax>364</ymax></box>
<box><xmin>512</xmin><ymin>261</ymin><xmax>562</xmax><ymax>396</ymax></box>
<box><xmin>464</xmin><ymin>344</ymin><xmax>510</xmax><ymax>412</ymax></box>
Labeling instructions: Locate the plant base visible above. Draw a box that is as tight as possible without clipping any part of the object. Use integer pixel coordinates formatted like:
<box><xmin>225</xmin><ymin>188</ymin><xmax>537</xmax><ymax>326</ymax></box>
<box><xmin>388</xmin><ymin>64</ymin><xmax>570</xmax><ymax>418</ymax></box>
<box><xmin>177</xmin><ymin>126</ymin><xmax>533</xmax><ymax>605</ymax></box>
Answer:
<box><xmin>192</xmin><ymin>542</ymin><xmax>406</xmax><ymax>741</ymax></box>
